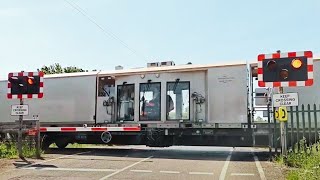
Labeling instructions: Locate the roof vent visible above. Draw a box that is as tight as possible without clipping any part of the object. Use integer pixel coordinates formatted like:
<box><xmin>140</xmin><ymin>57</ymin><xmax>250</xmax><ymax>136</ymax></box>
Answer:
<box><xmin>160</xmin><ymin>61</ymin><xmax>175</xmax><ymax>66</ymax></box>
<box><xmin>147</xmin><ymin>62</ymin><xmax>160</xmax><ymax>67</ymax></box>
<box><xmin>115</xmin><ymin>65</ymin><xmax>123</xmax><ymax>70</ymax></box>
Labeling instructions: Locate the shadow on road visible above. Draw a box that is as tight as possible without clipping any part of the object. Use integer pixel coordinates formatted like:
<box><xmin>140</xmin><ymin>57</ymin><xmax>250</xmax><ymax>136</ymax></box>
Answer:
<box><xmin>43</xmin><ymin>146</ymin><xmax>273</xmax><ymax>162</ymax></box>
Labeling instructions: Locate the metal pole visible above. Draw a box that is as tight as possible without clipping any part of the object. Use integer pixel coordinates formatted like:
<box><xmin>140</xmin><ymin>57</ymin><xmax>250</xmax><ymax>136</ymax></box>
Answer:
<box><xmin>273</xmin><ymin>106</ymin><xmax>278</xmax><ymax>153</ymax></box>
<box><xmin>18</xmin><ymin>98</ymin><xmax>23</xmax><ymax>159</ymax></box>
<box><xmin>267</xmin><ymin>102</ymin><xmax>272</xmax><ymax>159</ymax></box>
<box><xmin>36</xmin><ymin>120</ymin><xmax>41</xmax><ymax>158</ymax></box>
<box><xmin>279</xmin><ymin>87</ymin><xmax>287</xmax><ymax>156</ymax></box>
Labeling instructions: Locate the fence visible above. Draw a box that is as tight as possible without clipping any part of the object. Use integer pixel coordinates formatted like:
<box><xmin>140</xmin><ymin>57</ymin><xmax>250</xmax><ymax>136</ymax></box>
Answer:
<box><xmin>272</xmin><ymin>104</ymin><xmax>320</xmax><ymax>153</ymax></box>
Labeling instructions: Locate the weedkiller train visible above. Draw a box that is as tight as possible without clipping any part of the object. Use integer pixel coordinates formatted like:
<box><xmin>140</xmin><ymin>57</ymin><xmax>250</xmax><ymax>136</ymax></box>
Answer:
<box><xmin>0</xmin><ymin>57</ymin><xmax>320</xmax><ymax>149</ymax></box>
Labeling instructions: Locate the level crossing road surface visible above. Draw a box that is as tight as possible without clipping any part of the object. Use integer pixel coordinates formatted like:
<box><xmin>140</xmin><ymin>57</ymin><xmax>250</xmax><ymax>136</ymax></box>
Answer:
<box><xmin>0</xmin><ymin>146</ymin><xmax>285</xmax><ymax>180</ymax></box>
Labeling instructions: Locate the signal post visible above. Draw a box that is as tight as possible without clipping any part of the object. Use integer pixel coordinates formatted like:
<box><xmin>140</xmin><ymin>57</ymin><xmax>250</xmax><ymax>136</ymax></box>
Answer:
<box><xmin>257</xmin><ymin>50</ymin><xmax>314</xmax><ymax>156</ymax></box>
<box><xmin>7</xmin><ymin>71</ymin><xmax>44</xmax><ymax>158</ymax></box>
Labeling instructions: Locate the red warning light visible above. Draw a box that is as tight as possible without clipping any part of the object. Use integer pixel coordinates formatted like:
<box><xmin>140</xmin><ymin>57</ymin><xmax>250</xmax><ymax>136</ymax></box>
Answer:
<box><xmin>27</xmin><ymin>78</ymin><xmax>34</xmax><ymax>85</ymax></box>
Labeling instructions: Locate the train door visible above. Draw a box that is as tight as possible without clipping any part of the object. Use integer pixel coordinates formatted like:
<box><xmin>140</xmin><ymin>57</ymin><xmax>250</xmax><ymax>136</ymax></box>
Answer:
<box><xmin>96</xmin><ymin>76</ymin><xmax>115</xmax><ymax>124</ymax></box>
<box><xmin>116</xmin><ymin>83</ymin><xmax>135</xmax><ymax>122</ymax></box>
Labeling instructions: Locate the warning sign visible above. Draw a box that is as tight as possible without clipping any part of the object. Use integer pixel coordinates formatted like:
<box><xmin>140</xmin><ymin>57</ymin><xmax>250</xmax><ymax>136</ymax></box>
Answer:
<box><xmin>273</xmin><ymin>93</ymin><xmax>299</xmax><ymax>107</ymax></box>
<box><xmin>11</xmin><ymin>105</ymin><xmax>29</xmax><ymax>116</ymax></box>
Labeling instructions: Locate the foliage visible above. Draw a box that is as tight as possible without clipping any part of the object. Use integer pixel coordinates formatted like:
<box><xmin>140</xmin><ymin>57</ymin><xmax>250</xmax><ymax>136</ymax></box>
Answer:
<box><xmin>40</xmin><ymin>63</ymin><xmax>88</xmax><ymax>74</ymax></box>
<box><xmin>0</xmin><ymin>141</ymin><xmax>40</xmax><ymax>159</ymax></box>
<box><xmin>275</xmin><ymin>138</ymin><xmax>320</xmax><ymax>180</ymax></box>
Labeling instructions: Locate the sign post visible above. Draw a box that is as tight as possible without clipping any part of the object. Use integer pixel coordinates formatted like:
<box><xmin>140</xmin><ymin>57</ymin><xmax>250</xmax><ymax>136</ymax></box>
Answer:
<box><xmin>18</xmin><ymin>99</ymin><xmax>23</xmax><ymax>158</ymax></box>
<box><xmin>36</xmin><ymin>119</ymin><xmax>41</xmax><ymax>158</ymax></box>
<box><xmin>279</xmin><ymin>87</ymin><xmax>287</xmax><ymax>156</ymax></box>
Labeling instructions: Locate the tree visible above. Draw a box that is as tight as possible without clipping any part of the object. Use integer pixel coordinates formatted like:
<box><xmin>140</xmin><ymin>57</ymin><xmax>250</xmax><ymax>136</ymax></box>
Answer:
<box><xmin>40</xmin><ymin>63</ymin><xmax>88</xmax><ymax>74</ymax></box>
<box><xmin>63</xmin><ymin>66</ymin><xmax>87</xmax><ymax>73</ymax></box>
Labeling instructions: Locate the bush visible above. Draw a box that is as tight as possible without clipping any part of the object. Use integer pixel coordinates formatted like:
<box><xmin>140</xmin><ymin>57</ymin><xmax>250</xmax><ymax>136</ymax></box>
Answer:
<box><xmin>0</xmin><ymin>141</ymin><xmax>18</xmax><ymax>158</ymax></box>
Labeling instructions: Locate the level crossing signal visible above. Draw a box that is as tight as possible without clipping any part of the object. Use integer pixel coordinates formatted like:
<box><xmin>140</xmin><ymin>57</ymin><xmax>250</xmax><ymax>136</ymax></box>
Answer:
<box><xmin>257</xmin><ymin>51</ymin><xmax>313</xmax><ymax>87</ymax></box>
<box><xmin>7</xmin><ymin>71</ymin><xmax>44</xmax><ymax>99</ymax></box>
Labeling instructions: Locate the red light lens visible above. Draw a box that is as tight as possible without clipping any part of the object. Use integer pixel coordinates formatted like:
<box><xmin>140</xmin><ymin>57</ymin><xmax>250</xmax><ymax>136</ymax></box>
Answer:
<box><xmin>267</xmin><ymin>60</ymin><xmax>277</xmax><ymax>71</ymax></box>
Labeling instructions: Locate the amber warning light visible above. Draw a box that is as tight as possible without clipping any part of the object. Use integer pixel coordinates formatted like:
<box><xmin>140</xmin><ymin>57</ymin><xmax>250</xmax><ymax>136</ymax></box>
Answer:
<box><xmin>291</xmin><ymin>59</ymin><xmax>302</xmax><ymax>69</ymax></box>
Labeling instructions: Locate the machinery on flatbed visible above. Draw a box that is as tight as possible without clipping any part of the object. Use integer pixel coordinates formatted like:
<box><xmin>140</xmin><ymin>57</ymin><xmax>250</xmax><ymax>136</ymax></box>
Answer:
<box><xmin>1</xmin><ymin>58</ymin><xmax>319</xmax><ymax>149</ymax></box>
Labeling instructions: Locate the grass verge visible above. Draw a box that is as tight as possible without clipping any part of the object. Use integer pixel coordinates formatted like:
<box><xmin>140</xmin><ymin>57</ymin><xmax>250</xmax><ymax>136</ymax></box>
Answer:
<box><xmin>274</xmin><ymin>138</ymin><xmax>320</xmax><ymax>180</ymax></box>
<box><xmin>0</xmin><ymin>141</ymin><xmax>40</xmax><ymax>159</ymax></box>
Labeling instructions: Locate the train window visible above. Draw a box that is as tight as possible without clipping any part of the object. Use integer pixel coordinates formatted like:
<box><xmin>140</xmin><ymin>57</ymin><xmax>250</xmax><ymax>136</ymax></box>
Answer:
<box><xmin>117</xmin><ymin>84</ymin><xmax>135</xmax><ymax>121</ymax></box>
<box><xmin>166</xmin><ymin>81</ymin><xmax>190</xmax><ymax>120</ymax></box>
<box><xmin>98</xmin><ymin>76</ymin><xmax>115</xmax><ymax>97</ymax></box>
<box><xmin>139</xmin><ymin>82</ymin><xmax>161</xmax><ymax>121</ymax></box>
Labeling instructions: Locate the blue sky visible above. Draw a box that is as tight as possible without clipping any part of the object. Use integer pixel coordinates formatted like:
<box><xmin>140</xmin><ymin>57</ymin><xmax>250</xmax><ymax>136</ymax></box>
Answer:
<box><xmin>0</xmin><ymin>0</ymin><xmax>319</xmax><ymax>78</ymax></box>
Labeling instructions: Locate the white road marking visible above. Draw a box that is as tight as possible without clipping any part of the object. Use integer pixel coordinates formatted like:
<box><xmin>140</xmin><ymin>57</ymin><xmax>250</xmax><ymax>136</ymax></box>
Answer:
<box><xmin>22</xmin><ymin>167</ymin><xmax>117</xmax><ymax>172</ymax></box>
<box><xmin>189</xmin><ymin>172</ymin><xmax>214</xmax><ymax>175</ymax></box>
<box><xmin>130</xmin><ymin>169</ymin><xmax>153</xmax><ymax>173</ymax></box>
<box><xmin>231</xmin><ymin>173</ymin><xmax>255</xmax><ymax>176</ymax></box>
<box><xmin>219</xmin><ymin>149</ymin><xmax>233</xmax><ymax>180</ymax></box>
<box><xmin>99</xmin><ymin>156</ymin><xmax>153</xmax><ymax>180</ymax></box>
<box><xmin>0</xmin><ymin>150</ymin><xmax>91</xmax><ymax>175</ymax></box>
<box><xmin>252</xmin><ymin>150</ymin><xmax>267</xmax><ymax>180</ymax></box>
<box><xmin>160</xmin><ymin>171</ymin><xmax>180</xmax><ymax>174</ymax></box>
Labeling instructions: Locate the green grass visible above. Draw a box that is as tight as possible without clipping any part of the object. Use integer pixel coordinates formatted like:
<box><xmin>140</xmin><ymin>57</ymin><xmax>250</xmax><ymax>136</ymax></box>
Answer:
<box><xmin>0</xmin><ymin>141</ymin><xmax>41</xmax><ymax>159</ymax></box>
<box><xmin>274</xmin><ymin>138</ymin><xmax>320</xmax><ymax>180</ymax></box>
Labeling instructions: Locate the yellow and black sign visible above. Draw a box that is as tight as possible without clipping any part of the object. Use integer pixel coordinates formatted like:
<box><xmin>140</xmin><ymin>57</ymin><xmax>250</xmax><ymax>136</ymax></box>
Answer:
<box><xmin>275</xmin><ymin>107</ymin><xmax>288</xmax><ymax>122</ymax></box>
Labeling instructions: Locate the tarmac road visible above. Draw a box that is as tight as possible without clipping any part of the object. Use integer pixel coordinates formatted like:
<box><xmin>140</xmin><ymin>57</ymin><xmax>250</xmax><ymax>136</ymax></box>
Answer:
<box><xmin>0</xmin><ymin>146</ymin><xmax>285</xmax><ymax>180</ymax></box>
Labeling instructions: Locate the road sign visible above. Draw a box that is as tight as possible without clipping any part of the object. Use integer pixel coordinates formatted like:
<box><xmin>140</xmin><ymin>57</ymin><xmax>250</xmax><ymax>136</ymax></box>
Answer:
<box><xmin>273</xmin><ymin>93</ymin><xmax>298</xmax><ymax>107</ymax></box>
<box><xmin>11</xmin><ymin>105</ymin><xmax>29</xmax><ymax>116</ymax></box>
<box><xmin>257</xmin><ymin>51</ymin><xmax>313</xmax><ymax>87</ymax></box>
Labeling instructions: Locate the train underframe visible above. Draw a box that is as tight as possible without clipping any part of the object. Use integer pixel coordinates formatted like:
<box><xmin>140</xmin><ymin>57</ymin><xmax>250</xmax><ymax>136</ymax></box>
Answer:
<box><xmin>40</xmin><ymin>127</ymin><xmax>261</xmax><ymax>150</ymax></box>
